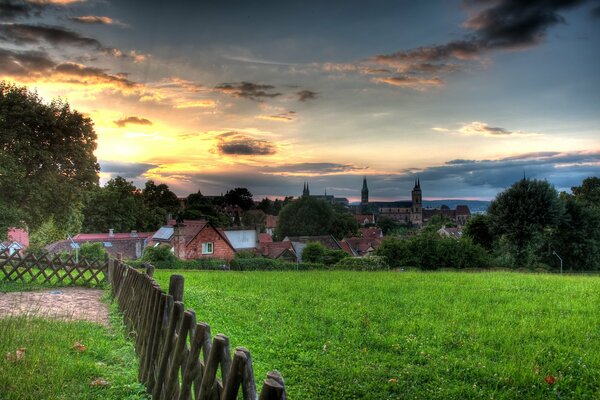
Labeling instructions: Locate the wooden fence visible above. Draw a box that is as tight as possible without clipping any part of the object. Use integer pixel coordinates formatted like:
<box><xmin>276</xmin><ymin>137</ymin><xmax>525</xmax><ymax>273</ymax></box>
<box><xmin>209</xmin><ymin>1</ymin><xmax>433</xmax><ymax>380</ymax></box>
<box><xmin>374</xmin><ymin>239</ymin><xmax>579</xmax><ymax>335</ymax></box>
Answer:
<box><xmin>108</xmin><ymin>257</ymin><xmax>287</xmax><ymax>400</ymax></box>
<box><xmin>0</xmin><ymin>251</ymin><xmax>106</xmax><ymax>286</ymax></box>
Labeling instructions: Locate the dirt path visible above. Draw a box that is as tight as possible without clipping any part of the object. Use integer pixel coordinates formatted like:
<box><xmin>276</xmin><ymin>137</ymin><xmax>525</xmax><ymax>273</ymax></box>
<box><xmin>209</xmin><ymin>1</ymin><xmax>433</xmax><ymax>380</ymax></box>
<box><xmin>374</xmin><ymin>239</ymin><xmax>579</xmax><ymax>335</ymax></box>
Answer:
<box><xmin>0</xmin><ymin>287</ymin><xmax>110</xmax><ymax>326</ymax></box>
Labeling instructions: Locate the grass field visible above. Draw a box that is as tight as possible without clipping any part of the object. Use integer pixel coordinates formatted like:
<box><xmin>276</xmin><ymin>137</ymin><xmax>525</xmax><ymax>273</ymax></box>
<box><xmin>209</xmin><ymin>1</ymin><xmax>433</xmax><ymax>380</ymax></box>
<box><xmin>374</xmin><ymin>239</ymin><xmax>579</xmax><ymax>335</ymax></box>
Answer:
<box><xmin>153</xmin><ymin>270</ymin><xmax>600</xmax><ymax>399</ymax></box>
<box><xmin>0</xmin><ymin>293</ymin><xmax>148</xmax><ymax>400</ymax></box>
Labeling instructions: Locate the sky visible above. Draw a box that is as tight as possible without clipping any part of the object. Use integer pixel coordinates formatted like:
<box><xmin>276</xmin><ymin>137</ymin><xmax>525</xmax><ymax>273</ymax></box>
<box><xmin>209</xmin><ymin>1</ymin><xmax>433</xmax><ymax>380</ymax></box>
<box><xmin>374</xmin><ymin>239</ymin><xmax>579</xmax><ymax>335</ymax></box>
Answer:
<box><xmin>1</xmin><ymin>0</ymin><xmax>599</xmax><ymax>201</ymax></box>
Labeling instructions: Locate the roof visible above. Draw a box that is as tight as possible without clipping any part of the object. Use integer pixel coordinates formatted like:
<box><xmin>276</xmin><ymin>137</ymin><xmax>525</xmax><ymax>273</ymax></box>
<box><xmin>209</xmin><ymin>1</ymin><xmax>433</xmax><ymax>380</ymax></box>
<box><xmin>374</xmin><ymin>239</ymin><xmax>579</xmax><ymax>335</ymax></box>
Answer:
<box><xmin>74</xmin><ymin>231</ymin><xmax>153</xmax><ymax>241</ymax></box>
<box><xmin>455</xmin><ymin>205</ymin><xmax>471</xmax><ymax>215</ymax></box>
<box><xmin>260</xmin><ymin>241</ymin><xmax>296</xmax><ymax>259</ymax></box>
<box><xmin>354</xmin><ymin>214</ymin><xmax>375</xmax><ymax>225</ymax></box>
<box><xmin>152</xmin><ymin>226</ymin><xmax>174</xmax><ymax>241</ymax></box>
<box><xmin>437</xmin><ymin>227</ymin><xmax>463</xmax><ymax>239</ymax></box>
<box><xmin>179</xmin><ymin>220</ymin><xmax>236</xmax><ymax>251</ymax></box>
<box><xmin>360</xmin><ymin>227</ymin><xmax>383</xmax><ymax>239</ymax></box>
<box><xmin>338</xmin><ymin>240</ymin><xmax>356</xmax><ymax>256</ymax></box>
<box><xmin>223</xmin><ymin>229</ymin><xmax>258</xmax><ymax>250</ymax></box>
<box><xmin>258</xmin><ymin>233</ymin><xmax>273</xmax><ymax>244</ymax></box>
<box><xmin>283</xmin><ymin>235</ymin><xmax>342</xmax><ymax>250</ymax></box>
<box><xmin>343</xmin><ymin>237</ymin><xmax>383</xmax><ymax>256</ymax></box>
<box><xmin>0</xmin><ymin>241</ymin><xmax>23</xmax><ymax>250</ymax></box>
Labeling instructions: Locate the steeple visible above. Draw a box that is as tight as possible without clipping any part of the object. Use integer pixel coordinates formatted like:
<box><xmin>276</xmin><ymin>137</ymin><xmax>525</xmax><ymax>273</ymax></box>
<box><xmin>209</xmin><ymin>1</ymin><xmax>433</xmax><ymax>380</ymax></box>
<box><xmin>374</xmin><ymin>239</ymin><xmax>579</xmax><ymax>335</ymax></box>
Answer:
<box><xmin>302</xmin><ymin>182</ymin><xmax>309</xmax><ymax>197</ymax></box>
<box><xmin>360</xmin><ymin>176</ymin><xmax>369</xmax><ymax>213</ymax></box>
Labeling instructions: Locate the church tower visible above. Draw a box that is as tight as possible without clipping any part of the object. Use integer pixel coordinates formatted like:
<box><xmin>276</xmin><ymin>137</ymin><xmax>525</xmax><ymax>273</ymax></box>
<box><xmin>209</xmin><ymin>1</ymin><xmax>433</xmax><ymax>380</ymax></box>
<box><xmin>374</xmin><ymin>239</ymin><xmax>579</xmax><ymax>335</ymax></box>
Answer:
<box><xmin>302</xmin><ymin>182</ymin><xmax>310</xmax><ymax>197</ymax></box>
<box><xmin>360</xmin><ymin>176</ymin><xmax>369</xmax><ymax>213</ymax></box>
<box><xmin>411</xmin><ymin>178</ymin><xmax>422</xmax><ymax>225</ymax></box>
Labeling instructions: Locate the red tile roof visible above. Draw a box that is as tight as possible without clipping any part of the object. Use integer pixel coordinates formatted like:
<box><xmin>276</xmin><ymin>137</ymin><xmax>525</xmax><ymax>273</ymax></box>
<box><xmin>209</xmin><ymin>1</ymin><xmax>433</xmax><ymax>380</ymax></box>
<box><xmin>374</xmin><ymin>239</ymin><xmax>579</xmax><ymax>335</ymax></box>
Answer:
<box><xmin>343</xmin><ymin>237</ymin><xmax>383</xmax><ymax>256</ymax></box>
<box><xmin>258</xmin><ymin>233</ymin><xmax>273</xmax><ymax>244</ymax></box>
<box><xmin>260</xmin><ymin>241</ymin><xmax>295</xmax><ymax>259</ymax></box>
<box><xmin>354</xmin><ymin>214</ymin><xmax>375</xmax><ymax>225</ymax></box>
<box><xmin>360</xmin><ymin>227</ymin><xmax>383</xmax><ymax>239</ymax></box>
<box><xmin>74</xmin><ymin>231</ymin><xmax>153</xmax><ymax>241</ymax></box>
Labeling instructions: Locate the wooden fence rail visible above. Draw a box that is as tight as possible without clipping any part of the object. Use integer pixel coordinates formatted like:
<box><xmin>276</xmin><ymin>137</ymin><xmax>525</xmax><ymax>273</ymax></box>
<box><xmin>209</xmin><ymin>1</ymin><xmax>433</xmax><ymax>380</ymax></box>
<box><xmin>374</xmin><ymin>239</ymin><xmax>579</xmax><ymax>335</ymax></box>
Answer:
<box><xmin>0</xmin><ymin>251</ymin><xmax>106</xmax><ymax>286</ymax></box>
<box><xmin>108</xmin><ymin>256</ymin><xmax>287</xmax><ymax>400</ymax></box>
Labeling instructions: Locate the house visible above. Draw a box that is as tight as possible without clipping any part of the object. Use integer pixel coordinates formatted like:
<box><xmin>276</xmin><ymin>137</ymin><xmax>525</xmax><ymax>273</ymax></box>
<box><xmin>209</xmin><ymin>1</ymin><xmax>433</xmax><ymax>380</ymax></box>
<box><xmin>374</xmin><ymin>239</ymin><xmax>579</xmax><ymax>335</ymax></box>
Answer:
<box><xmin>360</xmin><ymin>227</ymin><xmax>383</xmax><ymax>239</ymax></box>
<box><xmin>222</xmin><ymin>229</ymin><xmax>258</xmax><ymax>251</ymax></box>
<box><xmin>45</xmin><ymin>229</ymin><xmax>153</xmax><ymax>259</ymax></box>
<box><xmin>423</xmin><ymin>205</ymin><xmax>471</xmax><ymax>226</ymax></box>
<box><xmin>260</xmin><ymin>241</ymin><xmax>297</xmax><ymax>262</ymax></box>
<box><xmin>437</xmin><ymin>226</ymin><xmax>463</xmax><ymax>239</ymax></box>
<box><xmin>342</xmin><ymin>237</ymin><xmax>383</xmax><ymax>257</ymax></box>
<box><xmin>157</xmin><ymin>219</ymin><xmax>236</xmax><ymax>260</ymax></box>
<box><xmin>0</xmin><ymin>241</ymin><xmax>24</xmax><ymax>256</ymax></box>
<box><xmin>354</xmin><ymin>214</ymin><xmax>376</xmax><ymax>226</ymax></box>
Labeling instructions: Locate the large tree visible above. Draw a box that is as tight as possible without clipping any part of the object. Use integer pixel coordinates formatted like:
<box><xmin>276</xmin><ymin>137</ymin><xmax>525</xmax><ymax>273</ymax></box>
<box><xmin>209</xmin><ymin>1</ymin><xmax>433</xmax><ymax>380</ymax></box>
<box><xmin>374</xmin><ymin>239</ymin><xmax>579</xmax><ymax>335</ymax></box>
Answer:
<box><xmin>142</xmin><ymin>180</ymin><xmax>180</xmax><ymax>214</ymax></box>
<box><xmin>224</xmin><ymin>187</ymin><xmax>254</xmax><ymax>211</ymax></box>
<box><xmin>488</xmin><ymin>178</ymin><xmax>564</xmax><ymax>267</ymax></box>
<box><xmin>275</xmin><ymin>197</ymin><xmax>335</xmax><ymax>238</ymax></box>
<box><xmin>0</xmin><ymin>81</ymin><xmax>99</xmax><ymax>236</ymax></box>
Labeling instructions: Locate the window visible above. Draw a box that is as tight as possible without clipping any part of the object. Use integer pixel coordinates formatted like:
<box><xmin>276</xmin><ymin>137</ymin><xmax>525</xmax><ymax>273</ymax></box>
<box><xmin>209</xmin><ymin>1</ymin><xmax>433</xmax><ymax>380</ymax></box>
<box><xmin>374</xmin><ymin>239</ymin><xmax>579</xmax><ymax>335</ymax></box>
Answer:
<box><xmin>202</xmin><ymin>242</ymin><xmax>214</xmax><ymax>254</ymax></box>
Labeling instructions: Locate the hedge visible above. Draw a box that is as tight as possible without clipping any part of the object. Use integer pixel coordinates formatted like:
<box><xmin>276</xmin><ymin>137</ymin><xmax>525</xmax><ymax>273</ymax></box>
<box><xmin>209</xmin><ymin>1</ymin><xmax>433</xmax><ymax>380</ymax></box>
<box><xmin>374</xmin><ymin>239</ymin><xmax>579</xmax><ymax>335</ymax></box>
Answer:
<box><xmin>333</xmin><ymin>256</ymin><xmax>389</xmax><ymax>271</ymax></box>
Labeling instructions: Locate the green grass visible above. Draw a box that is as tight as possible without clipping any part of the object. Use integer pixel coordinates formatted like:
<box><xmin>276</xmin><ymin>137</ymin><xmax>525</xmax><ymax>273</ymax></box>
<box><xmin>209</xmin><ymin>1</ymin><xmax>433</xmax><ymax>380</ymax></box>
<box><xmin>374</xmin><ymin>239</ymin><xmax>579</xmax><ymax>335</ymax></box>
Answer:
<box><xmin>153</xmin><ymin>270</ymin><xmax>600</xmax><ymax>399</ymax></box>
<box><xmin>0</xmin><ymin>293</ymin><xmax>148</xmax><ymax>400</ymax></box>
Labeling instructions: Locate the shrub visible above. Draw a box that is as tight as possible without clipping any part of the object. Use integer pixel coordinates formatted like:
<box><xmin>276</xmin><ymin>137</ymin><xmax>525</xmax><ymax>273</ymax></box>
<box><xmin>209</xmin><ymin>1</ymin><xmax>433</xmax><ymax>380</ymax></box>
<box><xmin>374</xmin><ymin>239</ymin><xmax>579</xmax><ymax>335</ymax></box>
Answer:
<box><xmin>79</xmin><ymin>242</ymin><xmax>107</xmax><ymax>261</ymax></box>
<box><xmin>142</xmin><ymin>245</ymin><xmax>177</xmax><ymax>263</ymax></box>
<box><xmin>333</xmin><ymin>256</ymin><xmax>389</xmax><ymax>271</ymax></box>
<box><xmin>302</xmin><ymin>242</ymin><xmax>326</xmax><ymax>263</ymax></box>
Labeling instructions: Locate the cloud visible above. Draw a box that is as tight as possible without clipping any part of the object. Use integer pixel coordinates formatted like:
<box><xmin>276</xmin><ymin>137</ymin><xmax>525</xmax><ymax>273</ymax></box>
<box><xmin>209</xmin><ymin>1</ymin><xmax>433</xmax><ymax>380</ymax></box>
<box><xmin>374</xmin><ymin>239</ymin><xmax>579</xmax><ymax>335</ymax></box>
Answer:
<box><xmin>0</xmin><ymin>48</ymin><xmax>55</xmax><ymax>76</ymax></box>
<box><xmin>373</xmin><ymin>75</ymin><xmax>444</xmax><ymax>90</ymax></box>
<box><xmin>0</xmin><ymin>1</ymin><xmax>40</xmax><ymax>21</ymax></box>
<box><xmin>174</xmin><ymin>99</ymin><xmax>216</xmax><ymax>109</ymax></box>
<box><xmin>69</xmin><ymin>16</ymin><xmax>116</xmax><ymax>25</ymax></box>
<box><xmin>433</xmin><ymin>121</ymin><xmax>541</xmax><ymax>137</ymax></box>
<box><xmin>215</xmin><ymin>131</ymin><xmax>276</xmax><ymax>156</ymax></box>
<box><xmin>28</xmin><ymin>0</ymin><xmax>86</xmax><ymax>4</ymax></box>
<box><xmin>592</xmin><ymin>4</ymin><xmax>600</xmax><ymax>18</ymax></box>
<box><xmin>99</xmin><ymin>160</ymin><xmax>158</xmax><ymax>179</ymax></box>
<box><xmin>214</xmin><ymin>81</ymin><xmax>281</xmax><ymax>101</ymax></box>
<box><xmin>296</xmin><ymin>89</ymin><xmax>318</xmax><ymax>101</ymax></box>
<box><xmin>0</xmin><ymin>23</ymin><xmax>103</xmax><ymax>48</ymax></box>
<box><xmin>113</xmin><ymin>116</ymin><xmax>153</xmax><ymax>128</ymax></box>
<box><xmin>256</xmin><ymin>111</ymin><xmax>296</xmax><ymax>122</ymax></box>
<box><xmin>53</xmin><ymin>62</ymin><xmax>139</xmax><ymax>88</ymax></box>
<box><xmin>262</xmin><ymin>162</ymin><xmax>367</xmax><ymax>175</ymax></box>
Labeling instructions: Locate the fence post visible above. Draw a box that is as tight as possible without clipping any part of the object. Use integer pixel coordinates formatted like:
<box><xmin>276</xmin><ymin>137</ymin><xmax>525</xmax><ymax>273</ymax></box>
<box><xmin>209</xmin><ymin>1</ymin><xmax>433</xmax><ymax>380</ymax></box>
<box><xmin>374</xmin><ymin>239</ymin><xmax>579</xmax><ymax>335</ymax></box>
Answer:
<box><xmin>146</xmin><ymin>263</ymin><xmax>155</xmax><ymax>278</ymax></box>
<box><xmin>169</xmin><ymin>274</ymin><xmax>185</xmax><ymax>302</ymax></box>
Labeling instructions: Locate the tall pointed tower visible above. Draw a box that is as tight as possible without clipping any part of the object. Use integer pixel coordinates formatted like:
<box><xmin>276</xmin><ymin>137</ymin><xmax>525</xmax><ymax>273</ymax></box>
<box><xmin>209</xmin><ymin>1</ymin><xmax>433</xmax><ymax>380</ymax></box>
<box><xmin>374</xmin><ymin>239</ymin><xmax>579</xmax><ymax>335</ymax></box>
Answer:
<box><xmin>360</xmin><ymin>176</ymin><xmax>369</xmax><ymax>213</ymax></box>
<box><xmin>302</xmin><ymin>182</ymin><xmax>310</xmax><ymax>197</ymax></box>
<box><xmin>411</xmin><ymin>177</ymin><xmax>422</xmax><ymax>225</ymax></box>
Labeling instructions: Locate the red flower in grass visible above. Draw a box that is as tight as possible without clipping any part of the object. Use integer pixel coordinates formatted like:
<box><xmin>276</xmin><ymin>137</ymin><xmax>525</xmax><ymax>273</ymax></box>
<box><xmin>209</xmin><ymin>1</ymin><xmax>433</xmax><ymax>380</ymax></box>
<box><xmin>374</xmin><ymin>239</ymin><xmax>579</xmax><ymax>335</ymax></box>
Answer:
<box><xmin>545</xmin><ymin>375</ymin><xmax>556</xmax><ymax>385</ymax></box>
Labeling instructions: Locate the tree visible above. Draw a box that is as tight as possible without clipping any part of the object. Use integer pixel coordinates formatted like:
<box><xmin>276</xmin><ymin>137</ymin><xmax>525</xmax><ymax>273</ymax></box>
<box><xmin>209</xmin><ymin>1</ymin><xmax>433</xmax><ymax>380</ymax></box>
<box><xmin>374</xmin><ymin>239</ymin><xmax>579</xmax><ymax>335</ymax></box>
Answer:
<box><xmin>82</xmin><ymin>177</ymin><xmax>139</xmax><ymax>232</ymax></box>
<box><xmin>142</xmin><ymin>180</ymin><xmax>180</xmax><ymax>214</ymax></box>
<box><xmin>487</xmin><ymin>178</ymin><xmax>564</xmax><ymax>267</ymax></box>
<box><xmin>422</xmin><ymin>214</ymin><xmax>455</xmax><ymax>233</ymax></box>
<box><xmin>330</xmin><ymin>204</ymin><xmax>359</xmax><ymax>239</ymax></box>
<box><xmin>0</xmin><ymin>81</ymin><xmax>99</xmax><ymax>236</ymax></box>
<box><xmin>463</xmin><ymin>214</ymin><xmax>494</xmax><ymax>250</ymax></box>
<box><xmin>302</xmin><ymin>242</ymin><xmax>326</xmax><ymax>263</ymax></box>
<box><xmin>551</xmin><ymin>192</ymin><xmax>600</xmax><ymax>271</ymax></box>
<box><xmin>224</xmin><ymin>187</ymin><xmax>254</xmax><ymax>211</ymax></box>
<box><xmin>571</xmin><ymin>176</ymin><xmax>600</xmax><ymax>206</ymax></box>
<box><xmin>275</xmin><ymin>197</ymin><xmax>335</xmax><ymax>238</ymax></box>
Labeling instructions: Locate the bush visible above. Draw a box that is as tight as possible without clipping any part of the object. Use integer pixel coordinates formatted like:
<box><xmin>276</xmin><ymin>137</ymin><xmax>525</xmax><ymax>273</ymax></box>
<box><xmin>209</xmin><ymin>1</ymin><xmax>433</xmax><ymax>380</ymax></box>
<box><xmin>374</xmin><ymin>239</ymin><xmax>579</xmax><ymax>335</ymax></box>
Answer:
<box><xmin>333</xmin><ymin>256</ymin><xmax>389</xmax><ymax>271</ymax></box>
<box><xmin>302</xmin><ymin>242</ymin><xmax>326</xmax><ymax>263</ymax></box>
<box><xmin>79</xmin><ymin>242</ymin><xmax>107</xmax><ymax>261</ymax></box>
<box><xmin>230</xmin><ymin>257</ymin><xmax>328</xmax><ymax>271</ymax></box>
<box><xmin>142</xmin><ymin>244</ymin><xmax>177</xmax><ymax>263</ymax></box>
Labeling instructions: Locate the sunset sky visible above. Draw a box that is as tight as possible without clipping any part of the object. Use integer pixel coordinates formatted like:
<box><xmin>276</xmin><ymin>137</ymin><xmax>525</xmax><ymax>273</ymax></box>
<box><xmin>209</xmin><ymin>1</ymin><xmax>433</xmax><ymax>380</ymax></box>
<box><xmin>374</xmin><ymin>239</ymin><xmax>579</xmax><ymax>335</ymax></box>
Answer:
<box><xmin>1</xmin><ymin>0</ymin><xmax>599</xmax><ymax>201</ymax></box>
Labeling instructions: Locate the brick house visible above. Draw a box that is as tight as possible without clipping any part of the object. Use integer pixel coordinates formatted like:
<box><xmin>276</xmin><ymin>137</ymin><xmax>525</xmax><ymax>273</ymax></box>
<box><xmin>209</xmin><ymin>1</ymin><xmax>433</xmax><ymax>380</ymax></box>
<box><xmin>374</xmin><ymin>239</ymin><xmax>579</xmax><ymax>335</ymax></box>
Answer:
<box><xmin>171</xmin><ymin>220</ymin><xmax>236</xmax><ymax>261</ymax></box>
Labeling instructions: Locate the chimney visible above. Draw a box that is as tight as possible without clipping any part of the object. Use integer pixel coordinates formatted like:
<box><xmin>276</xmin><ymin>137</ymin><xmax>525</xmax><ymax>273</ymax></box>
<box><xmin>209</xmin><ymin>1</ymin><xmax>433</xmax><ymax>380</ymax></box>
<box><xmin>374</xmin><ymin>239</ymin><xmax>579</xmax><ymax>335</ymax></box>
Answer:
<box><xmin>109</xmin><ymin>228</ymin><xmax>114</xmax><ymax>237</ymax></box>
<box><xmin>131</xmin><ymin>230</ymin><xmax>138</xmax><ymax>238</ymax></box>
<box><xmin>173</xmin><ymin>223</ymin><xmax>187</xmax><ymax>259</ymax></box>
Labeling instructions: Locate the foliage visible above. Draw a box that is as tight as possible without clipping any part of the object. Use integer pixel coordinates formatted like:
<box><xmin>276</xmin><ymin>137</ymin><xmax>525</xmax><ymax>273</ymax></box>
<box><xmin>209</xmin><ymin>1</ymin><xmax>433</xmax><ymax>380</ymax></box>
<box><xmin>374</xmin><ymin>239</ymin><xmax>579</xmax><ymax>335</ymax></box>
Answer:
<box><xmin>422</xmin><ymin>214</ymin><xmax>455</xmax><ymax>233</ymax></box>
<box><xmin>28</xmin><ymin>217</ymin><xmax>64</xmax><ymax>251</ymax></box>
<box><xmin>153</xmin><ymin>270</ymin><xmax>600</xmax><ymax>399</ymax></box>
<box><xmin>182</xmin><ymin>190</ymin><xmax>231</xmax><ymax>227</ymax></box>
<box><xmin>229</xmin><ymin>258</ymin><xmax>325</xmax><ymax>271</ymax></box>
<box><xmin>333</xmin><ymin>256</ymin><xmax>388</xmax><ymax>271</ymax></box>
<box><xmin>302</xmin><ymin>242</ymin><xmax>349</xmax><ymax>265</ymax></box>
<box><xmin>142</xmin><ymin>244</ymin><xmax>177</xmax><ymax>264</ymax></box>
<box><xmin>463</xmin><ymin>213</ymin><xmax>494</xmax><ymax>250</ymax></box>
<box><xmin>571</xmin><ymin>176</ymin><xmax>600</xmax><ymax>205</ymax></box>
<box><xmin>79</xmin><ymin>242</ymin><xmax>107</xmax><ymax>261</ymax></box>
<box><xmin>275</xmin><ymin>196</ymin><xmax>335</xmax><ymax>238</ymax></box>
<box><xmin>376</xmin><ymin>216</ymin><xmax>401</xmax><ymax>235</ymax></box>
<box><xmin>301</xmin><ymin>242</ymin><xmax>326</xmax><ymax>263</ymax></box>
<box><xmin>255</xmin><ymin>196</ymin><xmax>293</xmax><ymax>216</ymax></box>
<box><xmin>487</xmin><ymin>178</ymin><xmax>564</xmax><ymax>268</ymax></box>
<box><xmin>241</xmin><ymin>210</ymin><xmax>266</xmax><ymax>229</ymax></box>
<box><xmin>376</xmin><ymin>232</ymin><xmax>492</xmax><ymax>270</ymax></box>
<box><xmin>224</xmin><ymin>187</ymin><xmax>254</xmax><ymax>211</ymax></box>
<box><xmin>550</xmin><ymin>193</ymin><xmax>600</xmax><ymax>271</ymax></box>
<box><xmin>142</xmin><ymin>180</ymin><xmax>180</xmax><ymax>214</ymax></box>
<box><xmin>0</xmin><ymin>81</ymin><xmax>99</xmax><ymax>236</ymax></box>
<box><xmin>330</xmin><ymin>204</ymin><xmax>359</xmax><ymax>239</ymax></box>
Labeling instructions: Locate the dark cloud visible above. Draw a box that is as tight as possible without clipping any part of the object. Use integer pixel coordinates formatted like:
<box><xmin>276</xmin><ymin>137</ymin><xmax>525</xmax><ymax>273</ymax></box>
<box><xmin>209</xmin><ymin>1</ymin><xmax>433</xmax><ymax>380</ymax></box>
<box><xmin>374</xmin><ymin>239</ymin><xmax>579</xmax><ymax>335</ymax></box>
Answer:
<box><xmin>214</xmin><ymin>81</ymin><xmax>281</xmax><ymax>101</ymax></box>
<box><xmin>0</xmin><ymin>1</ymin><xmax>41</xmax><ymax>21</ymax></box>
<box><xmin>262</xmin><ymin>162</ymin><xmax>367</xmax><ymax>175</ymax></box>
<box><xmin>215</xmin><ymin>131</ymin><xmax>276</xmax><ymax>156</ymax></box>
<box><xmin>99</xmin><ymin>160</ymin><xmax>158</xmax><ymax>179</ymax></box>
<box><xmin>370</xmin><ymin>0</ymin><xmax>589</xmax><ymax>85</ymax></box>
<box><xmin>113</xmin><ymin>116</ymin><xmax>153</xmax><ymax>127</ymax></box>
<box><xmin>257</xmin><ymin>111</ymin><xmax>296</xmax><ymax>122</ymax></box>
<box><xmin>0</xmin><ymin>23</ymin><xmax>103</xmax><ymax>48</ymax></box>
<box><xmin>592</xmin><ymin>4</ymin><xmax>600</xmax><ymax>18</ymax></box>
<box><xmin>446</xmin><ymin>159</ymin><xmax>477</xmax><ymax>165</ymax></box>
<box><xmin>0</xmin><ymin>47</ymin><xmax>55</xmax><ymax>75</ymax></box>
<box><xmin>297</xmin><ymin>89</ymin><xmax>318</xmax><ymax>101</ymax></box>
<box><xmin>70</xmin><ymin>15</ymin><xmax>116</xmax><ymax>25</ymax></box>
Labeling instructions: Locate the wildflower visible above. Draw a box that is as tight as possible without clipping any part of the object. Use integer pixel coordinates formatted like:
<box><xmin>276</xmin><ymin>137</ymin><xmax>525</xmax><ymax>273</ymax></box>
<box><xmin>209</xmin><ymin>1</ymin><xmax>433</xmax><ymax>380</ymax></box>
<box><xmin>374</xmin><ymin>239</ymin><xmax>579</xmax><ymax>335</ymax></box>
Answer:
<box><xmin>544</xmin><ymin>375</ymin><xmax>556</xmax><ymax>385</ymax></box>
<box><xmin>73</xmin><ymin>342</ymin><xmax>86</xmax><ymax>353</ymax></box>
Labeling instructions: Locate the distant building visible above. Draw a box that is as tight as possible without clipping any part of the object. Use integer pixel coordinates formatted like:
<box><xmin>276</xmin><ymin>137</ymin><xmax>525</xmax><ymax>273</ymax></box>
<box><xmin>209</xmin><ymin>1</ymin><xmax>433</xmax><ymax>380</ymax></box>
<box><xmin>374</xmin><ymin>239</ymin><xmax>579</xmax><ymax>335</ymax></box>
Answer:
<box><xmin>437</xmin><ymin>226</ymin><xmax>463</xmax><ymax>239</ymax></box>
<box><xmin>46</xmin><ymin>229</ymin><xmax>152</xmax><ymax>259</ymax></box>
<box><xmin>301</xmin><ymin>182</ymin><xmax>349</xmax><ymax>206</ymax></box>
